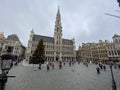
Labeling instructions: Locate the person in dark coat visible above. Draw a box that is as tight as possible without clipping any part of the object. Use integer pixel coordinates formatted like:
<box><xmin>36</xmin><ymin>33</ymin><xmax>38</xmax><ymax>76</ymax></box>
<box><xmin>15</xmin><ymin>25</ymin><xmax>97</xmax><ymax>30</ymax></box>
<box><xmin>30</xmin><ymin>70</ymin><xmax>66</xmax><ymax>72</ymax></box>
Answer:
<box><xmin>118</xmin><ymin>64</ymin><xmax>120</xmax><ymax>69</ymax></box>
<box><xmin>69</xmin><ymin>62</ymin><xmax>71</xmax><ymax>67</ymax></box>
<box><xmin>64</xmin><ymin>62</ymin><xmax>65</xmax><ymax>66</ymax></box>
<box><xmin>47</xmin><ymin>64</ymin><xmax>49</xmax><ymax>71</ymax></box>
<box><xmin>52</xmin><ymin>63</ymin><xmax>54</xmax><ymax>70</ymax></box>
<box><xmin>39</xmin><ymin>63</ymin><xmax>41</xmax><ymax>69</ymax></box>
<box><xmin>96</xmin><ymin>66</ymin><xmax>100</xmax><ymax>74</ymax></box>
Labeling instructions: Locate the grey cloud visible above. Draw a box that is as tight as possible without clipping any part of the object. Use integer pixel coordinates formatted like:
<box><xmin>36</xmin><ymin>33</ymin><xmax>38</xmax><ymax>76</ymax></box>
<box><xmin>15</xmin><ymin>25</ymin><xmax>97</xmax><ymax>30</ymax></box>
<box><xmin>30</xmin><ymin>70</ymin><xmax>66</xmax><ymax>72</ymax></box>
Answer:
<box><xmin>0</xmin><ymin>0</ymin><xmax>120</xmax><ymax>49</ymax></box>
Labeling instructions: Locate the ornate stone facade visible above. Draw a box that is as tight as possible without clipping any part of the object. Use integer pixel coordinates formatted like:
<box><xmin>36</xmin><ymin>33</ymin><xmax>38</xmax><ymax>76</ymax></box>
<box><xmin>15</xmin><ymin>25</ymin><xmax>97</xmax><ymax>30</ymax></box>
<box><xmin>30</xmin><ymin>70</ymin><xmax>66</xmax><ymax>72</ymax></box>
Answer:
<box><xmin>0</xmin><ymin>32</ymin><xmax>6</xmax><ymax>55</ymax></box>
<box><xmin>107</xmin><ymin>34</ymin><xmax>120</xmax><ymax>61</ymax></box>
<box><xmin>26</xmin><ymin>8</ymin><xmax>76</xmax><ymax>61</ymax></box>
<box><xmin>78</xmin><ymin>34</ymin><xmax>120</xmax><ymax>62</ymax></box>
<box><xmin>1</xmin><ymin>34</ymin><xmax>25</xmax><ymax>60</ymax></box>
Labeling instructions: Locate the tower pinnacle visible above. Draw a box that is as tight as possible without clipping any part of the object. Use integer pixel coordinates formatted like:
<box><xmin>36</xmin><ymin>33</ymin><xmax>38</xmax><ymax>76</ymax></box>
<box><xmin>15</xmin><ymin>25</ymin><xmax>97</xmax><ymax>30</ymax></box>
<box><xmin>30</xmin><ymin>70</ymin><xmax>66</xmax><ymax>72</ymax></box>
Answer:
<box><xmin>55</xmin><ymin>6</ymin><xmax>62</xmax><ymax>31</ymax></box>
<box><xmin>57</xmin><ymin>6</ymin><xmax>60</xmax><ymax>16</ymax></box>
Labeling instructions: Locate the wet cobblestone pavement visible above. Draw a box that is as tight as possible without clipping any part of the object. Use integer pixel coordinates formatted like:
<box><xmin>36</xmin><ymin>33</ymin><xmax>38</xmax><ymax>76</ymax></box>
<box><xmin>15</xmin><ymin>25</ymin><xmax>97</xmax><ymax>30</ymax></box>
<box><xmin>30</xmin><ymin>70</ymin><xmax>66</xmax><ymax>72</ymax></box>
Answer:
<box><xmin>2</xmin><ymin>61</ymin><xmax>120</xmax><ymax>90</ymax></box>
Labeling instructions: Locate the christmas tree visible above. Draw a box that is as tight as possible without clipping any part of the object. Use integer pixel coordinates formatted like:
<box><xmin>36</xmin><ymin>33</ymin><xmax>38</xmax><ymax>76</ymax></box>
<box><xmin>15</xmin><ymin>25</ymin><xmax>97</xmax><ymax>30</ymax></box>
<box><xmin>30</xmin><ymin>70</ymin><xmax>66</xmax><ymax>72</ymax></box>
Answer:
<box><xmin>29</xmin><ymin>39</ymin><xmax>45</xmax><ymax>64</ymax></box>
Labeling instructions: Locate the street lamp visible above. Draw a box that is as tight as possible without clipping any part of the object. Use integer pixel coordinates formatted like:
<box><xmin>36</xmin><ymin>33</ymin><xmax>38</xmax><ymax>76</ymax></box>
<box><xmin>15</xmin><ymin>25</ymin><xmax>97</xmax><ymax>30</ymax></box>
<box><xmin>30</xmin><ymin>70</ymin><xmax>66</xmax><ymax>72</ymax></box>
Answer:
<box><xmin>1</xmin><ymin>54</ymin><xmax>13</xmax><ymax>74</ymax></box>
<box><xmin>1</xmin><ymin>47</ymin><xmax>13</xmax><ymax>73</ymax></box>
<box><xmin>0</xmin><ymin>47</ymin><xmax>15</xmax><ymax>90</ymax></box>
<box><xmin>109</xmin><ymin>64</ymin><xmax>117</xmax><ymax>90</ymax></box>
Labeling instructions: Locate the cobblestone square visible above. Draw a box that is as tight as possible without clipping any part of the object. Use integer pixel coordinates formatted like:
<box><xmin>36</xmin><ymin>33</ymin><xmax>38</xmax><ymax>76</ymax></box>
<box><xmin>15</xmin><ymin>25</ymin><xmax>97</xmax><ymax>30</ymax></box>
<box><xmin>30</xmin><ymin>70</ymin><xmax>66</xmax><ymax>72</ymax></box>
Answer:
<box><xmin>3</xmin><ymin>61</ymin><xmax>120</xmax><ymax>90</ymax></box>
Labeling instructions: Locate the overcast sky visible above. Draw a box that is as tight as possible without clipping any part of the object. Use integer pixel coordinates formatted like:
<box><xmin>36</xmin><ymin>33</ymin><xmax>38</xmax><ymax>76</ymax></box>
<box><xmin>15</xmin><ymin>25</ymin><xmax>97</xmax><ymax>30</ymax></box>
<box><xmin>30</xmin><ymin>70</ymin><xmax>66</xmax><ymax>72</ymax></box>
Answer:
<box><xmin>0</xmin><ymin>0</ymin><xmax>120</xmax><ymax>49</ymax></box>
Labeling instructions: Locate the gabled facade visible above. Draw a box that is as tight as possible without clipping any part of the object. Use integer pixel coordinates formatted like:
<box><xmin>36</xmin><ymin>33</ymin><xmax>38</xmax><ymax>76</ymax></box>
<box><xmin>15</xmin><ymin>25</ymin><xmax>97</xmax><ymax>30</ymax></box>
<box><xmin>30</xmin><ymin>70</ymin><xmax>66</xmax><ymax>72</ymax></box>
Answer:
<box><xmin>26</xmin><ymin>8</ymin><xmax>76</xmax><ymax>61</ymax></box>
<box><xmin>1</xmin><ymin>34</ymin><xmax>25</xmax><ymax>60</ymax></box>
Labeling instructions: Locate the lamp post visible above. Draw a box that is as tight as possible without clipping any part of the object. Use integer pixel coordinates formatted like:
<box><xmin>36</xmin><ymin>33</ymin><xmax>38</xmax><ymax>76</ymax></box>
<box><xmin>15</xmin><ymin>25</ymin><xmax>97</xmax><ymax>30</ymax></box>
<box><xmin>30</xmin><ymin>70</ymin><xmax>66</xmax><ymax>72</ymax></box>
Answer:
<box><xmin>0</xmin><ymin>47</ymin><xmax>15</xmax><ymax>90</ymax></box>
<box><xmin>109</xmin><ymin>65</ymin><xmax>117</xmax><ymax>90</ymax></box>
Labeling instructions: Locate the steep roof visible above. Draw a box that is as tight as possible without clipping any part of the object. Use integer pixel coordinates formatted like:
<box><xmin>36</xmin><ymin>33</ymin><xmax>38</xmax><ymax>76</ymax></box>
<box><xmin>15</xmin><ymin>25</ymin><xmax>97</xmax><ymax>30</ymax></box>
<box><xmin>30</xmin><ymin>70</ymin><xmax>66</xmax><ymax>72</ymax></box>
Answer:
<box><xmin>33</xmin><ymin>35</ymin><xmax>54</xmax><ymax>43</ymax></box>
<box><xmin>7</xmin><ymin>34</ymin><xmax>19</xmax><ymax>41</ymax></box>
<box><xmin>62</xmin><ymin>39</ymin><xmax>73</xmax><ymax>45</ymax></box>
<box><xmin>33</xmin><ymin>34</ymin><xmax>73</xmax><ymax>45</ymax></box>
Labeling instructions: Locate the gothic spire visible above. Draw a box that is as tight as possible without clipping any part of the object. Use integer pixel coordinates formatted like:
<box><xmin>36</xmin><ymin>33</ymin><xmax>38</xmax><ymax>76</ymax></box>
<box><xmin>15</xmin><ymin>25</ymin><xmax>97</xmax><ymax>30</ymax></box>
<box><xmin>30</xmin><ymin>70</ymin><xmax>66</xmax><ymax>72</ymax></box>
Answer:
<box><xmin>57</xmin><ymin>6</ymin><xmax>60</xmax><ymax>18</ymax></box>
<box><xmin>55</xmin><ymin>6</ymin><xmax>62</xmax><ymax>26</ymax></box>
<box><xmin>54</xmin><ymin>6</ymin><xmax>62</xmax><ymax>35</ymax></box>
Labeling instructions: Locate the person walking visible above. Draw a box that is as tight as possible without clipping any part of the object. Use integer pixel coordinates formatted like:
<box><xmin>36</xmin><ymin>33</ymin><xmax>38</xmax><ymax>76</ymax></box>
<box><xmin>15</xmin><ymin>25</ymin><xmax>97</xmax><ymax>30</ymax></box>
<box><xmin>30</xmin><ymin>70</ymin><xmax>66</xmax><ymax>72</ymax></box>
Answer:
<box><xmin>86</xmin><ymin>63</ymin><xmax>88</xmax><ymax>67</ymax></box>
<box><xmin>78</xmin><ymin>61</ymin><xmax>80</xmax><ymax>65</ymax></box>
<box><xmin>63</xmin><ymin>62</ymin><xmax>65</xmax><ymax>66</ymax></box>
<box><xmin>69</xmin><ymin>62</ymin><xmax>71</xmax><ymax>67</ymax></box>
<box><xmin>96</xmin><ymin>66</ymin><xmax>100</xmax><ymax>74</ymax></box>
<box><xmin>72</xmin><ymin>61</ymin><xmax>74</xmax><ymax>65</ymax></box>
<box><xmin>47</xmin><ymin>64</ymin><xmax>49</xmax><ymax>71</ymax></box>
<box><xmin>103</xmin><ymin>65</ymin><xmax>106</xmax><ymax>71</ymax></box>
<box><xmin>59</xmin><ymin>62</ymin><xmax>62</xmax><ymax>69</ymax></box>
<box><xmin>99</xmin><ymin>64</ymin><xmax>103</xmax><ymax>70</ymax></box>
<box><xmin>118</xmin><ymin>64</ymin><xmax>120</xmax><ymax>69</ymax></box>
<box><xmin>39</xmin><ymin>63</ymin><xmax>41</xmax><ymax>69</ymax></box>
<box><xmin>52</xmin><ymin>63</ymin><xmax>54</xmax><ymax>70</ymax></box>
<box><xmin>114</xmin><ymin>63</ymin><xmax>117</xmax><ymax>69</ymax></box>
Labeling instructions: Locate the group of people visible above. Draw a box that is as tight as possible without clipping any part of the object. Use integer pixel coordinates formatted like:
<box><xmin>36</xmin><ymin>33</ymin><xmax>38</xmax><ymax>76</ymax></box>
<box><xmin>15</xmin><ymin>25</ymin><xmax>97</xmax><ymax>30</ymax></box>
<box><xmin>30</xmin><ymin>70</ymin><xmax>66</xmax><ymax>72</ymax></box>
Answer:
<box><xmin>45</xmin><ymin>61</ymin><xmax>63</xmax><ymax>70</ymax></box>
<box><xmin>38</xmin><ymin>62</ymin><xmax>55</xmax><ymax>71</ymax></box>
<box><xmin>37</xmin><ymin>61</ymin><xmax>77</xmax><ymax>71</ymax></box>
<box><xmin>47</xmin><ymin>61</ymin><xmax>66</xmax><ymax>70</ymax></box>
<box><xmin>96</xmin><ymin>63</ymin><xmax>106</xmax><ymax>74</ymax></box>
<box><xmin>46</xmin><ymin>62</ymin><xmax>55</xmax><ymax>71</ymax></box>
<box><xmin>38</xmin><ymin>60</ymin><xmax>120</xmax><ymax>74</ymax></box>
<box><xmin>69</xmin><ymin>61</ymin><xmax>75</xmax><ymax>67</ymax></box>
<box><xmin>83</xmin><ymin>62</ymin><xmax>88</xmax><ymax>67</ymax></box>
<box><xmin>114</xmin><ymin>63</ymin><xmax>120</xmax><ymax>69</ymax></box>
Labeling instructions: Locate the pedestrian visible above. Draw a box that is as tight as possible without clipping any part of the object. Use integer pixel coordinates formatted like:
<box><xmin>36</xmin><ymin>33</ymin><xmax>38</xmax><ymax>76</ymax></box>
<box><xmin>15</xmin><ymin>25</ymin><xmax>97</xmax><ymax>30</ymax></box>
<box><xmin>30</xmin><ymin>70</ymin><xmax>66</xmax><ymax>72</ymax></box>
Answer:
<box><xmin>103</xmin><ymin>65</ymin><xmax>106</xmax><ymax>71</ymax></box>
<box><xmin>96</xmin><ymin>66</ymin><xmax>100</xmax><ymax>74</ymax></box>
<box><xmin>59</xmin><ymin>62</ymin><xmax>62</xmax><ymax>69</ymax></box>
<box><xmin>114</xmin><ymin>63</ymin><xmax>117</xmax><ymax>69</ymax></box>
<box><xmin>72</xmin><ymin>62</ymin><xmax>74</xmax><ymax>65</ymax></box>
<box><xmin>86</xmin><ymin>63</ymin><xmax>88</xmax><ymax>67</ymax></box>
<box><xmin>118</xmin><ymin>64</ymin><xmax>120</xmax><ymax>69</ymax></box>
<box><xmin>78</xmin><ymin>61</ymin><xmax>80</xmax><ymax>65</ymax></box>
<box><xmin>64</xmin><ymin>62</ymin><xmax>65</xmax><ymax>66</ymax></box>
<box><xmin>14</xmin><ymin>61</ymin><xmax>18</xmax><ymax>66</ymax></box>
<box><xmin>52</xmin><ymin>63</ymin><xmax>54</xmax><ymax>70</ymax></box>
<box><xmin>99</xmin><ymin>64</ymin><xmax>103</xmax><ymax>69</ymax></box>
<box><xmin>50</xmin><ymin>62</ymin><xmax>52</xmax><ymax>66</ymax></box>
<box><xmin>69</xmin><ymin>62</ymin><xmax>71</xmax><ymax>67</ymax></box>
<box><xmin>39</xmin><ymin>63</ymin><xmax>41</xmax><ymax>69</ymax></box>
<box><xmin>47</xmin><ymin>64</ymin><xmax>49</xmax><ymax>71</ymax></box>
